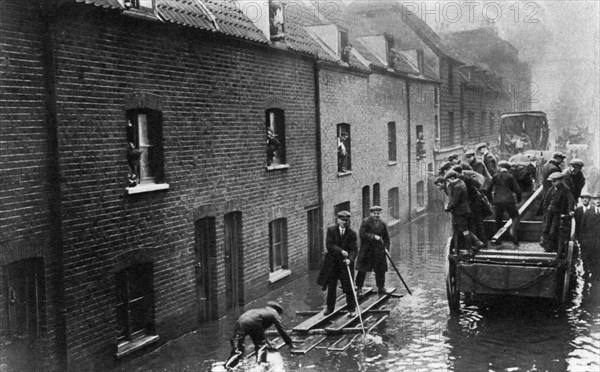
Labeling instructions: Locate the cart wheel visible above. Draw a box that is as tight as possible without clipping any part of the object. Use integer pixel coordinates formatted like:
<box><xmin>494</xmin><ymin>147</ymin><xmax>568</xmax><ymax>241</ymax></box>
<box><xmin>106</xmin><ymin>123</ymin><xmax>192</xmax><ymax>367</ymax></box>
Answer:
<box><xmin>446</xmin><ymin>259</ymin><xmax>460</xmax><ymax>312</ymax></box>
<box><xmin>561</xmin><ymin>242</ymin><xmax>574</xmax><ymax>303</ymax></box>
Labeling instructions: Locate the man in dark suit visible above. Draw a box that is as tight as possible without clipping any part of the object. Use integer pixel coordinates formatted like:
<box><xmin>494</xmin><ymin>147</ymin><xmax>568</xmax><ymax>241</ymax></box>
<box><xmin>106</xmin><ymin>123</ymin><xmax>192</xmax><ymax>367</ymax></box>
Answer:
<box><xmin>537</xmin><ymin>152</ymin><xmax>566</xmax><ymax>215</ymax></box>
<box><xmin>562</xmin><ymin>158</ymin><xmax>585</xmax><ymax>201</ymax></box>
<box><xmin>574</xmin><ymin>192</ymin><xmax>596</xmax><ymax>275</ymax></box>
<box><xmin>487</xmin><ymin>160</ymin><xmax>522</xmax><ymax>247</ymax></box>
<box><xmin>355</xmin><ymin>206</ymin><xmax>391</xmax><ymax>295</ymax></box>
<box><xmin>317</xmin><ymin>210</ymin><xmax>358</xmax><ymax>316</ymax></box>
<box><xmin>540</xmin><ymin>172</ymin><xmax>575</xmax><ymax>252</ymax></box>
<box><xmin>445</xmin><ymin>171</ymin><xmax>485</xmax><ymax>255</ymax></box>
<box><xmin>476</xmin><ymin>142</ymin><xmax>498</xmax><ymax>177</ymax></box>
<box><xmin>451</xmin><ymin>165</ymin><xmax>488</xmax><ymax>246</ymax></box>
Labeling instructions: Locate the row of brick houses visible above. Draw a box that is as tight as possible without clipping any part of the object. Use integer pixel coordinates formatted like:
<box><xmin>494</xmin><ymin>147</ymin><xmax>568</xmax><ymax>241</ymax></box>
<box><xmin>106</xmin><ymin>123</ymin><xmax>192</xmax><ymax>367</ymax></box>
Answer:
<box><xmin>0</xmin><ymin>0</ymin><xmax>530</xmax><ymax>370</ymax></box>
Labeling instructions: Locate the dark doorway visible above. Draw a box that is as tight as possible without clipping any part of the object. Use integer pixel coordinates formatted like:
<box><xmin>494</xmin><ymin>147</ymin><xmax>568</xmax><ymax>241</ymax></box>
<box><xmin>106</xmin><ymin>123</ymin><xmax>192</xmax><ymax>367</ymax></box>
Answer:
<box><xmin>224</xmin><ymin>212</ymin><xmax>243</xmax><ymax>310</ymax></box>
<box><xmin>4</xmin><ymin>258</ymin><xmax>44</xmax><ymax>372</ymax></box>
<box><xmin>195</xmin><ymin>217</ymin><xmax>218</xmax><ymax>322</ymax></box>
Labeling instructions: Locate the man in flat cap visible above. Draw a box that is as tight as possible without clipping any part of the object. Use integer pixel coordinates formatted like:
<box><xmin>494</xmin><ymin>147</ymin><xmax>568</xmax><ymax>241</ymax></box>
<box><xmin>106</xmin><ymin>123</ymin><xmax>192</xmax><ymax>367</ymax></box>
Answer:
<box><xmin>225</xmin><ymin>301</ymin><xmax>293</xmax><ymax>369</ymax></box>
<box><xmin>537</xmin><ymin>152</ymin><xmax>566</xmax><ymax>215</ymax></box>
<box><xmin>487</xmin><ymin>160</ymin><xmax>522</xmax><ymax>247</ymax></box>
<box><xmin>317</xmin><ymin>210</ymin><xmax>358</xmax><ymax>316</ymax></box>
<box><xmin>356</xmin><ymin>206</ymin><xmax>391</xmax><ymax>295</ymax></box>
<box><xmin>465</xmin><ymin>149</ymin><xmax>491</xmax><ymax>181</ymax></box>
<box><xmin>574</xmin><ymin>192</ymin><xmax>596</xmax><ymax>277</ymax></box>
<box><xmin>540</xmin><ymin>172</ymin><xmax>575</xmax><ymax>252</ymax></box>
<box><xmin>476</xmin><ymin>142</ymin><xmax>498</xmax><ymax>177</ymax></box>
<box><xmin>562</xmin><ymin>158</ymin><xmax>585</xmax><ymax>201</ymax></box>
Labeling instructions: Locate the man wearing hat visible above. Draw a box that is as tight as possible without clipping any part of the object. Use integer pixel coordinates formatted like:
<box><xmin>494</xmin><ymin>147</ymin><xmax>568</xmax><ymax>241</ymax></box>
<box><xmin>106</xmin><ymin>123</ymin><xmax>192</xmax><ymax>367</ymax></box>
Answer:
<box><xmin>487</xmin><ymin>160</ymin><xmax>522</xmax><ymax>247</ymax></box>
<box><xmin>574</xmin><ymin>192</ymin><xmax>596</xmax><ymax>275</ymax></box>
<box><xmin>476</xmin><ymin>142</ymin><xmax>498</xmax><ymax>177</ymax></box>
<box><xmin>537</xmin><ymin>152</ymin><xmax>566</xmax><ymax>216</ymax></box>
<box><xmin>562</xmin><ymin>158</ymin><xmax>585</xmax><ymax>201</ymax></box>
<box><xmin>452</xmin><ymin>165</ymin><xmax>489</xmax><ymax>245</ymax></box>
<box><xmin>447</xmin><ymin>154</ymin><xmax>473</xmax><ymax>171</ymax></box>
<box><xmin>225</xmin><ymin>301</ymin><xmax>293</xmax><ymax>369</ymax></box>
<box><xmin>465</xmin><ymin>149</ymin><xmax>491</xmax><ymax>180</ymax></box>
<box><xmin>355</xmin><ymin>206</ymin><xmax>391</xmax><ymax>294</ymax></box>
<box><xmin>540</xmin><ymin>172</ymin><xmax>575</xmax><ymax>252</ymax></box>
<box><xmin>317</xmin><ymin>210</ymin><xmax>358</xmax><ymax>316</ymax></box>
<box><xmin>444</xmin><ymin>170</ymin><xmax>485</xmax><ymax>254</ymax></box>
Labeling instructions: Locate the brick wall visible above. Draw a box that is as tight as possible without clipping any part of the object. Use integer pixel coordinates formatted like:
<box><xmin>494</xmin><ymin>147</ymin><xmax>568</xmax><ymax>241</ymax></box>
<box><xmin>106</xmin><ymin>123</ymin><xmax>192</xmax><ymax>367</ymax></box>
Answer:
<box><xmin>0</xmin><ymin>1</ymin><xmax>63</xmax><ymax>371</ymax></box>
<box><xmin>49</xmin><ymin>4</ymin><xmax>317</xmax><ymax>370</ymax></box>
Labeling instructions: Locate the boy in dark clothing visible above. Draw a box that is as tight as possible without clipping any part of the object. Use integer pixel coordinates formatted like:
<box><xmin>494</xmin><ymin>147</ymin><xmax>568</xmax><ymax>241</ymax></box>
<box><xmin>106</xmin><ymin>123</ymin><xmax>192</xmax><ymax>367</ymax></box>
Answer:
<box><xmin>225</xmin><ymin>302</ymin><xmax>293</xmax><ymax>369</ymax></box>
<box><xmin>451</xmin><ymin>165</ymin><xmax>487</xmax><ymax>246</ymax></box>
<box><xmin>540</xmin><ymin>172</ymin><xmax>575</xmax><ymax>252</ymax></box>
<box><xmin>487</xmin><ymin>160</ymin><xmax>522</xmax><ymax>247</ymax></box>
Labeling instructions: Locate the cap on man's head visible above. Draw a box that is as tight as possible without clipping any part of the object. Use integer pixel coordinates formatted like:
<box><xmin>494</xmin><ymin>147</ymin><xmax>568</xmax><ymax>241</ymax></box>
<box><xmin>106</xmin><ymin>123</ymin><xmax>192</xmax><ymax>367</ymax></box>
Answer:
<box><xmin>580</xmin><ymin>191</ymin><xmax>592</xmax><ymax>199</ymax></box>
<box><xmin>553</xmin><ymin>152</ymin><xmax>566</xmax><ymax>159</ymax></box>
<box><xmin>592</xmin><ymin>193</ymin><xmax>600</xmax><ymax>199</ymax></box>
<box><xmin>548</xmin><ymin>172</ymin><xmax>565</xmax><ymax>181</ymax></box>
<box><xmin>464</xmin><ymin>149</ymin><xmax>476</xmax><ymax>157</ymax></box>
<box><xmin>569</xmin><ymin>158</ymin><xmax>584</xmax><ymax>167</ymax></box>
<box><xmin>498</xmin><ymin>160</ymin><xmax>511</xmax><ymax>169</ymax></box>
<box><xmin>337</xmin><ymin>210</ymin><xmax>351</xmax><ymax>219</ymax></box>
<box><xmin>451</xmin><ymin>165</ymin><xmax>463</xmax><ymax>173</ymax></box>
<box><xmin>370</xmin><ymin>205</ymin><xmax>383</xmax><ymax>212</ymax></box>
<box><xmin>475</xmin><ymin>142</ymin><xmax>488</xmax><ymax>150</ymax></box>
<box><xmin>447</xmin><ymin>154</ymin><xmax>459</xmax><ymax>161</ymax></box>
<box><xmin>266</xmin><ymin>301</ymin><xmax>283</xmax><ymax>314</ymax></box>
<box><xmin>434</xmin><ymin>176</ymin><xmax>446</xmax><ymax>185</ymax></box>
<box><xmin>444</xmin><ymin>170</ymin><xmax>459</xmax><ymax>179</ymax></box>
<box><xmin>439</xmin><ymin>161</ymin><xmax>452</xmax><ymax>172</ymax></box>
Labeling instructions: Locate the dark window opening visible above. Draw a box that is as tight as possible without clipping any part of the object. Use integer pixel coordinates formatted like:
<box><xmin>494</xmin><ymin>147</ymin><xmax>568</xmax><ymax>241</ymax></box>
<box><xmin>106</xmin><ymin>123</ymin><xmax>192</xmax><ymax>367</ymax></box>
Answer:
<box><xmin>416</xmin><ymin>125</ymin><xmax>426</xmax><ymax>160</ymax></box>
<box><xmin>388</xmin><ymin>122</ymin><xmax>397</xmax><ymax>162</ymax></box>
<box><xmin>362</xmin><ymin>186</ymin><xmax>371</xmax><ymax>219</ymax></box>
<box><xmin>448</xmin><ymin>112</ymin><xmax>455</xmax><ymax>146</ymax></box>
<box><xmin>337</xmin><ymin>124</ymin><xmax>351</xmax><ymax>172</ymax></box>
<box><xmin>116</xmin><ymin>263</ymin><xmax>155</xmax><ymax>344</ymax></box>
<box><xmin>269</xmin><ymin>218</ymin><xmax>289</xmax><ymax>272</ymax></box>
<box><xmin>373</xmin><ymin>183</ymin><xmax>381</xmax><ymax>206</ymax></box>
<box><xmin>126</xmin><ymin>109</ymin><xmax>165</xmax><ymax>186</ymax></box>
<box><xmin>266</xmin><ymin>108</ymin><xmax>286</xmax><ymax>166</ymax></box>
<box><xmin>388</xmin><ymin>187</ymin><xmax>400</xmax><ymax>219</ymax></box>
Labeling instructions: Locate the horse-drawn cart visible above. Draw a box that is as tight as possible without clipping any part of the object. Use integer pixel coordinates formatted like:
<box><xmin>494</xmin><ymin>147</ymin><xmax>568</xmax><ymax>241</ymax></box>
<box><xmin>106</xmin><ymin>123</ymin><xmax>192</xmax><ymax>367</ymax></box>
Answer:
<box><xmin>445</xmin><ymin>189</ymin><xmax>576</xmax><ymax>312</ymax></box>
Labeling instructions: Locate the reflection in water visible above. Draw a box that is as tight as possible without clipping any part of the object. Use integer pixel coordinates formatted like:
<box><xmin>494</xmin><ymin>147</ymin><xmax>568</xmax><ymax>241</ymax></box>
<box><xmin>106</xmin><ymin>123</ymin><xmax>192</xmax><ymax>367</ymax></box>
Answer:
<box><xmin>116</xmin><ymin>213</ymin><xmax>599</xmax><ymax>372</ymax></box>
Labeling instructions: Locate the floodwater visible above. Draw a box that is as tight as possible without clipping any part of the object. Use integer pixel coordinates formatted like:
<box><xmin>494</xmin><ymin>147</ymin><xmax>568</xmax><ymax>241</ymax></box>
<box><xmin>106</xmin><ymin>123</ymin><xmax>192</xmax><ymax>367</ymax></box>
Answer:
<box><xmin>116</xmin><ymin>213</ymin><xmax>600</xmax><ymax>372</ymax></box>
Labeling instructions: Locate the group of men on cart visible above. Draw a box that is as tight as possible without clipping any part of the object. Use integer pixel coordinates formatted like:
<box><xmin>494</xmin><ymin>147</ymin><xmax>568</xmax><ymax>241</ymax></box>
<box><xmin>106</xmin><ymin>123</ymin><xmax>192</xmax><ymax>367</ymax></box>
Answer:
<box><xmin>433</xmin><ymin>143</ymin><xmax>599</xmax><ymax>271</ymax></box>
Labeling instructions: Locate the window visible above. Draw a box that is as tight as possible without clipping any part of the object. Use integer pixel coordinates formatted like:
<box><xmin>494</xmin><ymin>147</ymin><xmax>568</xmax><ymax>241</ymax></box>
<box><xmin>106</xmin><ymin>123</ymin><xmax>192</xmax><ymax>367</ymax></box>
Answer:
<box><xmin>388</xmin><ymin>122</ymin><xmax>397</xmax><ymax>162</ymax></box>
<box><xmin>339</xmin><ymin>29</ymin><xmax>351</xmax><ymax>62</ymax></box>
<box><xmin>467</xmin><ymin>112</ymin><xmax>475</xmax><ymax>139</ymax></box>
<box><xmin>388</xmin><ymin>187</ymin><xmax>399</xmax><ymax>219</ymax></box>
<box><xmin>489</xmin><ymin>112</ymin><xmax>495</xmax><ymax>132</ymax></box>
<box><xmin>337</xmin><ymin>124</ymin><xmax>351</xmax><ymax>173</ymax></box>
<box><xmin>116</xmin><ymin>263</ymin><xmax>155</xmax><ymax>345</ymax></box>
<box><xmin>434</xmin><ymin>114</ymin><xmax>439</xmax><ymax>140</ymax></box>
<box><xmin>373</xmin><ymin>183</ymin><xmax>380</xmax><ymax>206</ymax></box>
<box><xmin>448</xmin><ymin>112</ymin><xmax>455</xmax><ymax>146</ymax></box>
<box><xmin>434</xmin><ymin>87</ymin><xmax>439</xmax><ymax>106</ymax></box>
<box><xmin>362</xmin><ymin>186</ymin><xmax>370</xmax><ymax>219</ymax></box>
<box><xmin>416</xmin><ymin>125</ymin><xmax>426</xmax><ymax>160</ymax></box>
<box><xmin>126</xmin><ymin>109</ymin><xmax>165</xmax><ymax>186</ymax></box>
<box><xmin>448</xmin><ymin>62</ymin><xmax>454</xmax><ymax>96</ymax></box>
<box><xmin>269</xmin><ymin>1</ymin><xmax>285</xmax><ymax>41</ymax></box>
<box><xmin>416</xmin><ymin>181</ymin><xmax>425</xmax><ymax>207</ymax></box>
<box><xmin>266</xmin><ymin>108</ymin><xmax>286</xmax><ymax>167</ymax></box>
<box><xmin>269</xmin><ymin>218</ymin><xmax>288</xmax><ymax>273</ymax></box>
<box><xmin>334</xmin><ymin>202</ymin><xmax>350</xmax><ymax>224</ymax></box>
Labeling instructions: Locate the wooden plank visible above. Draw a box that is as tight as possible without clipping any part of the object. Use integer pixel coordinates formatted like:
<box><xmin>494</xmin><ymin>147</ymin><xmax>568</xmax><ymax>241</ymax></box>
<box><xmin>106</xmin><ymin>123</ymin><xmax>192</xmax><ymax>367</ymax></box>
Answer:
<box><xmin>324</xmin><ymin>288</ymin><xmax>396</xmax><ymax>333</ymax></box>
<box><xmin>328</xmin><ymin>334</ymin><xmax>361</xmax><ymax>351</ymax></box>
<box><xmin>491</xmin><ymin>186</ymin><xmax>543</xmax><ymax>243</ymax></box>
<box><xmin>368</xmin><ymin>315</ymin><xmax>389</xmax><ymax>332</ymax></box>
<box><xmin>292</xmin><ymin>287</ymin><xmax>373</xmax><ymax>333</ymax></box>
<box><xmin>296</xmin><ymin>310</ymin><xmax>320</xmax><ymax>316</ymax></box>
<box><xmin>289</xmin><ymin>334</ymin><xmax>327</xmax><ymax>355</ymax></box>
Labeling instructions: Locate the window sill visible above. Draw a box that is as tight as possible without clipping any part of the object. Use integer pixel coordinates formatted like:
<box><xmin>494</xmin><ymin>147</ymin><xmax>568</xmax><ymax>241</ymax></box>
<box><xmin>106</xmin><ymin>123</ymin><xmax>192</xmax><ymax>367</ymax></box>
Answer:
<box><xmin>388</xmin><ymin>161</ymin><xmax>397</xmax><ymax>166</ymax></box>
<box><xmin>126</xmin><ymin>183</ymin><xmax>170</xmax><ymax>195</ymax></box>
<box><xmin>116</xmin><ymin>335</ymin><xmax>160</xmax><ymax>359</ymax></box>
<box><xmin>269</xmin><ymin>269</ymin><xmax>291</xmax><ymax>284</ymax></box>
<box><xmin>266</xmin><ymin>164</ymin><xmax>290</xmax><ymax>171</ymax></box>
<box><xmin>337</xmin><ymin>171</ymin><xmax>352</xmax><ymax>177</ymax></box>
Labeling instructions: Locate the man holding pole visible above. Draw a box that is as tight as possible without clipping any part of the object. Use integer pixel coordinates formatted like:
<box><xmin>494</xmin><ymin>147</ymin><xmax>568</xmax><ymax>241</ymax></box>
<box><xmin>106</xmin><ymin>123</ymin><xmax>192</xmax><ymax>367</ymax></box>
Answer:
<box><xmin>355</xmin><ymin>206</ymin><xmax>391</xmax><ymax>295</ymax></box>
<box><xmin>316</xmin><ymin>210</ymin><xmax>358</xmax><ymax>316</ymax></box>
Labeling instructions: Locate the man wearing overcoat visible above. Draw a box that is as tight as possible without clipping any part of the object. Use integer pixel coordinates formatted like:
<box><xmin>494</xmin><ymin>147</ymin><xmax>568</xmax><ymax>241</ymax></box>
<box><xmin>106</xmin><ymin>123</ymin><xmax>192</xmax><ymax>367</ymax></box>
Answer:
<box><xmin>476</xmin><ymin>142</ymin><xmax>498</xmax><ymax>177</ymax></box>
<box><xmin>487</xmin><ymin>160</ymin><xmax>523</xmax><ymax>246</ymax></box>
<box><xmin>355</xmin><ymin>206</ymin><xmax>391</xmax><ymax>295</ymax></box>
<box><xmin>317</xmin><ymin>210</ymin><xmax>357</xmax><ymax>316</ymax></box>
<box><xmin>562</xmin><ymin>158</ymin><xmax>585</xmax><ymax>201</ymax></box>
<box><xmin>574</xmin><ymin>192</ymin><xmax>596</xmax><ymax>277</ymax></box>
<box><xmin>540</xmin><ymin>172</ymin><xmax>575</xmax><ymax>252</ymax></box>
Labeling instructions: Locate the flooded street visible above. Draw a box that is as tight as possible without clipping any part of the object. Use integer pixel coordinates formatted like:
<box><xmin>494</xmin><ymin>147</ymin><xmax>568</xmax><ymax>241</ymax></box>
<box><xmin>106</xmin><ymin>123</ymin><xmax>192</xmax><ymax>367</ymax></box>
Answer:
<box><xmin>117</xmin><ymin>213</ymin><xmax>600</xmax><ymax>372</ymax></box>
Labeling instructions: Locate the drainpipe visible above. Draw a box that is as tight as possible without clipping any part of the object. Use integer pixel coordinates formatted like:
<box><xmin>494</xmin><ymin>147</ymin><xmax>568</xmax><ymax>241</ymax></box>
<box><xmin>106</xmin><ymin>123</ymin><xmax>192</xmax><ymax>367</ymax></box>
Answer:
<box><xmin>41</xmin><ymin>3</ymin><xmax>66</xmax><ymax>369</ymax></box>
<box><xmin>406</xmin><ymin>81</ymin><xmax>412</xmax><ymax>221</ymax></box>
<box><xmin>313</xmin><ymin>61</ymin><xmax>324</xmax><ymax>268</ymax></box>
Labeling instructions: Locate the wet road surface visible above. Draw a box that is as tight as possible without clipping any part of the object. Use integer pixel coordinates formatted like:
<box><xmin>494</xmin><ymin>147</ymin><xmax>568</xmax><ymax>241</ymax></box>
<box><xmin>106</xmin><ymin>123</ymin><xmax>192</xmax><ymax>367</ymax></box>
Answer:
<box><xmin>116</xmin><ymin>213</ymin><xmax>600</xmax><ymax>372</ymax></box>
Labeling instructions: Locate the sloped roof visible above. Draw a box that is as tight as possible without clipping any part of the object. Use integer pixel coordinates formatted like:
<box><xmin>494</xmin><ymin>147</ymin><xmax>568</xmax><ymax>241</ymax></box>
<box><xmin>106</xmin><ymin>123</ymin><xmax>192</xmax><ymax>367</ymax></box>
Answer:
<box><xmin>75</xmin><ymin>0</ymin><xmax>121</xmax><ymax>8</ymax></box>
<box><xmin>441</xmin><ymin>27</ymin><xmax>518</xmax><ymax>68</ymax></box>
<box><xmin>75</xmin><ymin>0</ymin><xmax>268</xmax><ymax>44</ymax></box>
